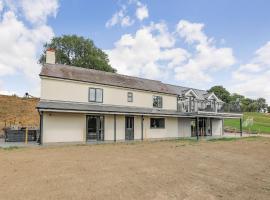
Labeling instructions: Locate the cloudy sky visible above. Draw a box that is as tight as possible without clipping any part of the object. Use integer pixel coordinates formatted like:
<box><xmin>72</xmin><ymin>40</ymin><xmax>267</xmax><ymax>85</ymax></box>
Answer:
<box><xmin>0</xmin><ymin>0</ymin><xmax>270</xmax><ymax>103</ymax></box>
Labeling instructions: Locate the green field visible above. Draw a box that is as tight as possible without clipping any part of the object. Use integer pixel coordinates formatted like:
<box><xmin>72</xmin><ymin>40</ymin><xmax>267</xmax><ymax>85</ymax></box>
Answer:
<box><xmin>224</xmin><ymin>112</ymin><xmax>270</xmax><ymax>134</ymax></box>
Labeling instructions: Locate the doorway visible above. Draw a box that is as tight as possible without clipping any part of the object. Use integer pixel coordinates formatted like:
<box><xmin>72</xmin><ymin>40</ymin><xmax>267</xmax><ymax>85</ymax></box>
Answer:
<box><xmin>125</xmin><ymin>116</ymin><xmax>134</xmax><ymax>140</ymax></box>
<box><xmin>86</xmin><ymin>115</ymin><xmax>104</xmax><ymax>141</ymax></box>
<box><xmin>191</xmin><ymin>118</ymin><xmax>212</xmax><ymax>137</ymax></box>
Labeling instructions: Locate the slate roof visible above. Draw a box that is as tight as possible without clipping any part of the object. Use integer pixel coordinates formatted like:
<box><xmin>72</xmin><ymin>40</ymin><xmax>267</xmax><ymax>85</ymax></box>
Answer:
<box><xmin>37</xmin><ymin>100</ymin><xmax>185</xmax><ymax>116</ymax></box>
<box><xmin>40</xmin><ymin>64</ymin><xmax>212</xmax><ymax>97</ymax></box>
<box><xmin>37</xmin><ymin>100</ymin><xmax>241</xmax><ymax>118</ymax></box>
<box><xmin>40</xmin><ymin>64</ymin><xmax>176</xmax><ymax>95</ymax></box>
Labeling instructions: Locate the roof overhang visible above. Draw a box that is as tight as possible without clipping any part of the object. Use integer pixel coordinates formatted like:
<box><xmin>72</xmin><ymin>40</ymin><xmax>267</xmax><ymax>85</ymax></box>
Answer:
<box><xmin>37</xmin><ymin>100</ymin><xmax>242</xmax><ymax>119</ymax></box>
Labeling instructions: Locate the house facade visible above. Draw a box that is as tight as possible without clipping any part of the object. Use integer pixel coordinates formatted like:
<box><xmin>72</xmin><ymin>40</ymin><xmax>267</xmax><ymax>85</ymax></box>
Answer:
<box><xmin>37</xmin><ymin>51</ymin><xmax>242</xmax><ymax>144</ymax></box>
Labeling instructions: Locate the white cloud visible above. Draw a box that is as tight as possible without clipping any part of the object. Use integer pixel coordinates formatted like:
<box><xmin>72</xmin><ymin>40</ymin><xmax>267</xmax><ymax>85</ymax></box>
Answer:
<box><xmin>106</xmin><ymin>5</ymin><xmax>134</xmax><ymax>28</ymax></box>
<box><xmin>0</xmin><ymin>0</ymin><xmax>58</xmax><ymax>96</ymax></box>
<box><xmin>231</xmin><ymin>41</ymin><xmax>270</xmax><ymax>103</ymax></box>
<box><xmin>176</xmin><ymin>20</ymin><xmax>208</xmax><ymax>44</ymax></box>
<box><xmin>107</xmin><ymin>20</ymin><xmax>235</xmax><ymax>84</ymax></box>
<box><xmin>21</xmin><ymin>0</ymin><xmax>59</xmax><ymax>24</ymax></box>
<box><xmin>174</xmin><ymin>20</ymin><xmax>235</xmax><ymax>82</ymax></box>
<box><xmin>136</xmin><ymin>4</ymin><xmax>148</xmax><ymax>21</ymax></box>
<box><xmin>106</xmin><ymin>0</ymin><xmax>148</xmax><ymax>28</ymax></box>
<box><xmin>106</xmin><ymin>22</ymin><xmax>189</xmax><ymax>79</ymax></box>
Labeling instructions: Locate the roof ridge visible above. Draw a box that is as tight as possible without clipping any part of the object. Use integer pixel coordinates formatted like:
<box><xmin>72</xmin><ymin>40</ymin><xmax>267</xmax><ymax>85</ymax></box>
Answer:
<box><xmin>164</xmin><ymin>83</ymin><xmax>207</xmax><ymax>93</ymax></box>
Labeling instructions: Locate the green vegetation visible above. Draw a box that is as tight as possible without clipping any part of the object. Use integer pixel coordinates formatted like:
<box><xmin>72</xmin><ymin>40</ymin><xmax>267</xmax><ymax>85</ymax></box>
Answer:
<box><xmin>207</xmin><ymin>136</ymin><xmax>260</xmax><ymax>142</ymax></box>
<box><xmin>0</xmin><ymin>146</ymin><xmax>20</xmax><ymax>150</ymax></box>
<box><xmin>39</xmin><ymin>35</ymin><xmax>116</xmax><ymax>73</ymax></box>
<box><xmin>208</xmin><ymin>85</ymin><xmax>268</xmax><ymax>112</ymax></box>
<box><xmin>224</xmin><ymin>112</ymin><xmax>270</xmax><ymax>134</ymax></box>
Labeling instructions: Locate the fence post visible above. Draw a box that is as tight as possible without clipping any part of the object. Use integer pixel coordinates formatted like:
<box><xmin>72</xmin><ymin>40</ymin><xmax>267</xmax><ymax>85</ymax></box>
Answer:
<box><xmin>25</xmin><ymin>127</ymin><xmax>28</xmax><ymax>144</ymax></box>
<box><xmin>240</xmin><ymin>118</ymin><xmax>243</xmax><ymax>137</ymax></box>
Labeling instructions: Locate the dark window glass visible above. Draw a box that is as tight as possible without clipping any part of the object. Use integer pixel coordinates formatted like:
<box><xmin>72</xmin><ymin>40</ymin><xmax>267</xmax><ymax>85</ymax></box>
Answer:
<box><xmin>89</xmin><ymin>88</ymin><xmax>103</xmax><ymax>102</ymax></box>
<box><xmin>153</xmin><ymin>96</ymin><xmax>162</xmax><ymax>108</ymax></box>
<box><xmin>150</xmin><ymin>118</ymin><xmax>165</xmax><ymax>128</ymax></box>
<box><xmin>127</xmin><ymin>92</ymin><xmax>133</xmax><ymax>102</ymax></box>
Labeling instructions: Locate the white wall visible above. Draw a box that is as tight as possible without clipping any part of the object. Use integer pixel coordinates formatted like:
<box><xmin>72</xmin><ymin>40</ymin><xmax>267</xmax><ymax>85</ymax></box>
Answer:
<box><xmin>212</xmin><ymin>119</ymin><xmax>223</xmax><ymax>136</ymax></box>
<box><xmin>43</xmin><ymin>112</ymin><xmax>85</xmax><ymax>143</ymax></box>
<box><xmin>41</xmin><ymin>77</ymin><xmax>177</xmax><ymax>110</ymax></box>
<box><xmin>104</xmin><ymin>115</ymin><xmax>114</xmax><ymax>141</ymax></box>
<box><xmin>178</xmin><ymin>118</ymin><xmax>191</xmax><ymax>137</ymax></box>
<box><xmin>143</xmin><ymin>116</ymin><xmax>178</xmax><ymax>139</ymax></box>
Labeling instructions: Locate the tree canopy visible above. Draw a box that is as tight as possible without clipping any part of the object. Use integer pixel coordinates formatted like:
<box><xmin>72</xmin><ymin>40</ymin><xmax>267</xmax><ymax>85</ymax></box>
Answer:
<box><xmin>208</xmin><ymin>85</ymin><xmax>268</xmax><ymax>112</ymax></box>
<box><xmin>208</xmin><ymin>85</ymin><xmax>231</xmax><ymax>103</ymax></box>
<box><xmin>39</xmin><ymin>35</ymin><xmax>116</xmax><ymax>73</ymax></box>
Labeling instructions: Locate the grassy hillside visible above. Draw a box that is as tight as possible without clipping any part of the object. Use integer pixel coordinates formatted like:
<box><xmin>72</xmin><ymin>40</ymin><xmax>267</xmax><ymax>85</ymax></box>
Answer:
<box><xmin>224</xmin><ymin>112</ymin><xmax>270</xmax><ymax>134</ymax></box>
<box><xmin>0</xmin><ymin>95</ymin><xmax>39</xmax><ymax>135</ymax></box>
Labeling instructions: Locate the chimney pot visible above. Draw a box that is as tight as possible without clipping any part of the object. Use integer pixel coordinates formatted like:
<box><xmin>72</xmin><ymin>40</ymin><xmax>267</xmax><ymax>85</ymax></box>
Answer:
<box><xmin>46</xmin><ymin>49</ymin><xmax>56</xmax><ymax>64</ymax></box>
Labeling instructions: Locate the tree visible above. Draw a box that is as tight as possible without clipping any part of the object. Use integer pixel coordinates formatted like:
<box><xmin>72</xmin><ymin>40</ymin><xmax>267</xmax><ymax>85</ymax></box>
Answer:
<box><xmin>230</xmin><ymin>93</ymin><xmax>245</xmax><ymax>102</ymax></box>
<box><xmin>267</xmin><ymin>106</ymin><xmax>270</xmax><ymax>113</ymax></box>
<box><xmin>39</xmin><ymin>35</ymin><xmax>116</xmax><ymax>73</ymax></box>
<box><xmin>256</xmin><ymin>98</ymin><xmax>267</xmax><ymax>112</ymax></box>
<box><xmin>241</xmin><ymin>98</ymin><xmax>253</xmax><ymax>112</ymax></box>
<box><xmin>208</xmin><ymin>86</ymin><xmax>231</xmax><ymax>103</ymax></box>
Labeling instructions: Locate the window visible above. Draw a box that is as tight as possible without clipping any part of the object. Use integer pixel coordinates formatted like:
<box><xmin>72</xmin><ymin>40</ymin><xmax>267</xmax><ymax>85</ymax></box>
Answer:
<box><xmin>89</xmin><ymin>88</ymin><xmax>103</xmax><ymax>103</ymax></box>
<box><xmin>150</xmin><ymin>118</ymin><xmax>165</xmax><ymax>128</ymax></box>
<box><xmin>127</xmin><ymin>92</ymin><xmax>133</xmax><ymax>102</ymax></box>
<box><xmin>153</xmin><ymin>96</ymin><xmax>162</xmax><ymax>108</ymax></box>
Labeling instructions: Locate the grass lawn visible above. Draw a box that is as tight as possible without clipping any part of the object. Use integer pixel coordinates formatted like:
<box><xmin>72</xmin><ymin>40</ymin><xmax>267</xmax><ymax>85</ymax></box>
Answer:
<box><xmin>224</xmin><ymin>112</ymin><xmax>270</xmax><ymax>134</ymax></box>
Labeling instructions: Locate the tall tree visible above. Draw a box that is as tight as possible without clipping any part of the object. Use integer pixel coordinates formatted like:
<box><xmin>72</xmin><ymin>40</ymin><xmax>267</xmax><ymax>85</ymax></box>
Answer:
<box><xmin>39</xmin><ymin>35</ymin><xmax>116</xmax><ymax>73</ymax></box>
<box><xmin>230</xmin><ymin>93</ymin><xmax>245</xmax><ymax>102</ymax></box>
<box><xmin>256</xmin><ymin>98</ymin><xmax>267</xmax><ymax>112</ymax></box>
<box><xmin>208</xmin><ymin>86</ymin><xmax>231</xmax><ymax>103</ymax></box>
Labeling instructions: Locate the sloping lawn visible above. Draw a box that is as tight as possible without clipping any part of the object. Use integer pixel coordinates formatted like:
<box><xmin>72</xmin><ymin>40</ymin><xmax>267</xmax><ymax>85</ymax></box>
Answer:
<box><xmin>224</xmin><ymin>112</ymin><xmax>270</xmax><ymax>134</ymax></box>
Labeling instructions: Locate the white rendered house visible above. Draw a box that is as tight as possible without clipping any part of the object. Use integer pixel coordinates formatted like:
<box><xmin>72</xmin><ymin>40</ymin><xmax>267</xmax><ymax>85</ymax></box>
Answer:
<box><xmin>37</xmin><ymin>50</ymin><xmax>242</xmax><ymax>144</ymax></box>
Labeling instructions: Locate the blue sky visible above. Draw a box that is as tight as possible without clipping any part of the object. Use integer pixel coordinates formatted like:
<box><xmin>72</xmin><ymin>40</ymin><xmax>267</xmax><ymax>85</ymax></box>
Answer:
<box><xmin>0</xmin><ymin>0</ymin><xmax>270</xmax><ymax>102</ymax></box>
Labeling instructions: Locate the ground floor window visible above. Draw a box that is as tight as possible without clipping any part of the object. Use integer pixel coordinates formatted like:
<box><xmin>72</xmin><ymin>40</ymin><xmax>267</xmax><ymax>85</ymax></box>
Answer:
<box><xmin>150</xmin><ymin>118</ymin><xmax>165</xmax><ymax>128</ymax></box>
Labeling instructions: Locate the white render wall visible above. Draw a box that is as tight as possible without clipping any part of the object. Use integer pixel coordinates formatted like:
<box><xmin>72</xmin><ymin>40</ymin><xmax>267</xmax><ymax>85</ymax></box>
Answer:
<box><xmin>43</xmin><ymin>112</ymin><xmax>85</xmax><ymax>143</ymax></box>
<box><xmin>42</xmin><ymin>113</ymin><xmax>183</xmax><ymax>143</ymax></box>
<box><xmin>42</xmin><ymin>112</ymin><xmax>225</xmax><ymax>143</ymax></box>
<box><xmin>41</xmin><ymin>77</ymin><xmax>177</xmax><ymax>110</ymax></box>
<box><xmin>178</xmin><ymin>118</ymin><xmax>191</xmax><ymax>137</ymax></box>
<box><xmin>212</xmin><ymin>119</ymin><xmax>223</xmax><ymax>136</ymax></box>
<box><xmin>143</xmin><ymin>116</ymin><xmax>178</xmax><ymax>139</ymax></box>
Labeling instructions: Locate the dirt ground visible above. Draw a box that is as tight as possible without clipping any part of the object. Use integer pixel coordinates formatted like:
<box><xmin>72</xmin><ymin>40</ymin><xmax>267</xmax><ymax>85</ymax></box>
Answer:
<box><xmin>0</xmin><ymin>137</ymin><xmax>270</xmax><ymax>200</ymax></box>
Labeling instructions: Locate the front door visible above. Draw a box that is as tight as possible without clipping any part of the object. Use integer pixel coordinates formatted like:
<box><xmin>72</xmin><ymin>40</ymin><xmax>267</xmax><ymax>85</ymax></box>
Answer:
<box><xmin>125</xmin><ymin>116</ymin><xmax>134</xmax><ymax>140</ymax></box>
<box><xmin>86</xmin><ymin>115</ymin><xmax>104</xmax><ymax>141</ymax></box>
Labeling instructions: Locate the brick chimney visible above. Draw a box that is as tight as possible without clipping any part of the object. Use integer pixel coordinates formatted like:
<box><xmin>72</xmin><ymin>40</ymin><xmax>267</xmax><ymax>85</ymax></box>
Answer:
<box><xmin>46</xmin><ymin>48</ymin><xmax>56</xmax><ymax>64</ymax></box>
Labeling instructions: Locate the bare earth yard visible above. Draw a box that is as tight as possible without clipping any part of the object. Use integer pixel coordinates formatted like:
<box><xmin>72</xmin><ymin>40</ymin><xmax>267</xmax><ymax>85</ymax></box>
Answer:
<box><xmin>0</xmin><ymin>137</ymin><xmax>270</xmax><ymax>200</ymax></box>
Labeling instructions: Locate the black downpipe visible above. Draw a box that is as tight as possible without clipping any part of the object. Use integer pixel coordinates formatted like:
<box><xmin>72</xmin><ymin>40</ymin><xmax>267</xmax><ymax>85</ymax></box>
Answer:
<box><xmin>39</xmin><ymin>111</ymin><xmax>43</xmax><ymax>145</ymax></box>
<box><xmin>141</xmin><ymin>115</ymin><xmax>144</xmax><ymax>141</ymax></box>
<box><xmin>196</xmin><ymin>117</ymin><xmax>199</xmax><ymax>140</ymax></box>
<box><xmin>114</xmin><ymin>114</ymin><xmax>116</xmax><ymax>142</ymax></box>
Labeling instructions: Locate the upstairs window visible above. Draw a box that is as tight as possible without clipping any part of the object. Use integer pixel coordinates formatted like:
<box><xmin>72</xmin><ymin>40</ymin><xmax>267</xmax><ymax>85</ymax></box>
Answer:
<box><xmin>150</xmin><ymin>118</ymin><xmax>165</xmax><ymax>128</ymax></box>
<box><xmin>89</xmin><ymin>88</ymin><xmax>103</xmax><ymax>103</ymax></box>
<box><xmin>153</xmin><ymin>96</ymin><xmax>162</xmax><ymax>108</ymax></box>
<box><xmin>127</xmin><ymin>92</ymin><xmax>133</xmax><ymax>102</ymax></box>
